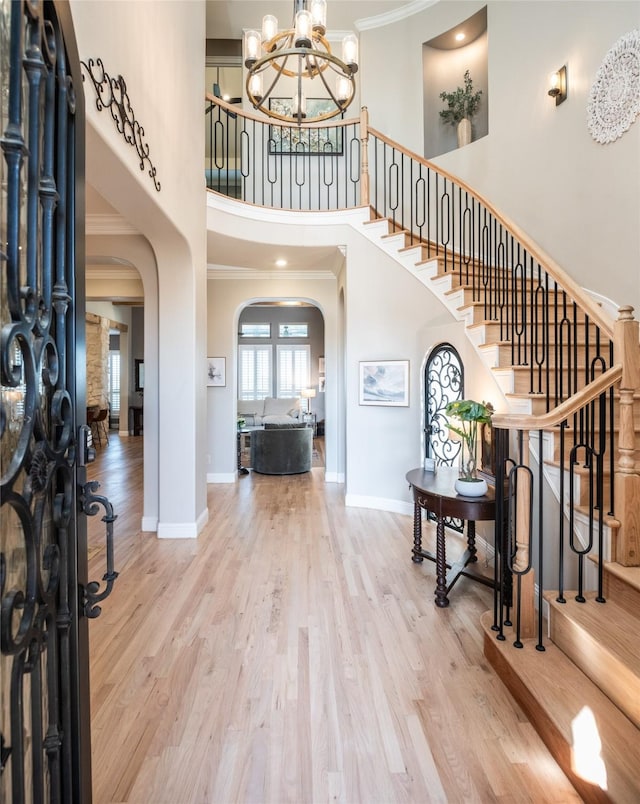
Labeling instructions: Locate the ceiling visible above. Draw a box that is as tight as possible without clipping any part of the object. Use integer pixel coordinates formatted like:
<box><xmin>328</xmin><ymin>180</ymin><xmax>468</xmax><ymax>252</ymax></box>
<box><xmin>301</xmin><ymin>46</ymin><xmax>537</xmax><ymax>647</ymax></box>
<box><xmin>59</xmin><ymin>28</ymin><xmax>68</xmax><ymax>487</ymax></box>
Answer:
<box><xmin>86</xmin><ymin>1</ymin><xmax>418</xmax><ymax>292</ymax></box>
<box><xmin>205</xmin><ymin>1</ymin><xmax>412</xmax><ymax>41</ymax></box>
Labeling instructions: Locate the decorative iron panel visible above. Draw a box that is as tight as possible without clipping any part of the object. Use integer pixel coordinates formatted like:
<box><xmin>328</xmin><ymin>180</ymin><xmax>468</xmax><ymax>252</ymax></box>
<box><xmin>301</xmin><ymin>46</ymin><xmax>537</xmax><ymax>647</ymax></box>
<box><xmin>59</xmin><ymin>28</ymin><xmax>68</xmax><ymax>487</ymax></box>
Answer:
<box><xmin>1</xmin><ymin>1</ymin><xmax>89</xmax><ymax>801</ymax></box>
<box><xmin>424</xmin><ymin>342</ymin><xmax>464</xmax><ymax>532</ymax></box>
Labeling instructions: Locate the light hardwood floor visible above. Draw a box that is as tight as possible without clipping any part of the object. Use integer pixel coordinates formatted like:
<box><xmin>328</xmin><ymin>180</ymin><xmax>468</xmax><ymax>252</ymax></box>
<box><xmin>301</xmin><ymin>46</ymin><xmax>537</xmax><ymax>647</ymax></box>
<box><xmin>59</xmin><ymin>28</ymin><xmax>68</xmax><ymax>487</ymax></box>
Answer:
<box><xmin>87</xmin><ymin>435</ymin><xmax>580</xmax><ymax>804</ymax></box>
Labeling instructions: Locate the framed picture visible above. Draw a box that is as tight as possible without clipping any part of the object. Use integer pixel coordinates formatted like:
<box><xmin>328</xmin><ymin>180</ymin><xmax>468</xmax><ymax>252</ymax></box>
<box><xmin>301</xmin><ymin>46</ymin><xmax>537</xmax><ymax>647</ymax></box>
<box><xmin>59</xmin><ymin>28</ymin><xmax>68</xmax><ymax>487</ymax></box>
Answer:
<box><xmin>135</xmin><ymin>358</ymin><xmax>144</xmax><ymax>392</ymax></box>
<box><xmin>319</xmin><ymin>376</ymin><xmax>326</xmax><ymax>393</ymax></box>
<box><xmin>206</xmin><ymin>357</ymin><xmax>225</xmax><ymax>387</ymax></box>
<box><xmin>359</xmin><ymin>360</ymin><xmax>409</xmax><ymax>407</ymax></box>
<box><xmin>268</xmin><ymin>99</ymin><xmax>343</xmax><ymax>155</ymax></box>
<box><xmin>479</xmin><ymin>421</ymin><xmax>496</xmax><ymax>481</ymax></box>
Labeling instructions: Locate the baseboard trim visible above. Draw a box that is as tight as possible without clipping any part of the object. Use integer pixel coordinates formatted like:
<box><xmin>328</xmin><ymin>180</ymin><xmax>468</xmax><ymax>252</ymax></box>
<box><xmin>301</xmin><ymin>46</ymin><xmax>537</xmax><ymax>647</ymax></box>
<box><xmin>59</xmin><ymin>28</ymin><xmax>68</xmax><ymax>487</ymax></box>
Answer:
<box><xmin>157</xmin><ymin>520</ymin><xmax>200</xmax><ymax>539</ymax></box>
<box><xmin>141</xmin><ymin>516</ymin><xmax>158</xmax><ymax>532</ymax></box>
<box><xmin>324</xmin><ymin>471</ymin><xmax>344</xmax><ymax>483</ymax></box>
<box><xmin>345</xmin><ymin>494</ymin><xmax>413</xmax><ymax>516</ymax></box>
<box><xmin>208</xmin><ymin>472</ymin><xmax>236</xmax><ymax>483</ymax></box>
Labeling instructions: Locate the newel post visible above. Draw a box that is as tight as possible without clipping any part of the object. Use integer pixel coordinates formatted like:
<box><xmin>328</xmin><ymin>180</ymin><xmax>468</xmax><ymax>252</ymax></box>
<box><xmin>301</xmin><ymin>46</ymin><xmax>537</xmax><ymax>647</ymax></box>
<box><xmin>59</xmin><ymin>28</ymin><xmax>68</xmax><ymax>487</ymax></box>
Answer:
<box><xmin>359</xmin><ymin>106</ymin><xmax>370</xmax><ymax>207</ymax></box>
<box><xmin>613</xmin><ymin>305</ymin><xmax>640</xmax><ymax>566</ymax></box>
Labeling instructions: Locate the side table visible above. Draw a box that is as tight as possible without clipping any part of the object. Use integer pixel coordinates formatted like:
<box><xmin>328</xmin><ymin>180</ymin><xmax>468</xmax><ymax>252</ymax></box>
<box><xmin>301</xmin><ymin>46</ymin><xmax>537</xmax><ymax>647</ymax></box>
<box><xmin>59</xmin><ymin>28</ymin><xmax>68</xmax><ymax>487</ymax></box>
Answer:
<box><xmin>406</xmin><ymin>466</ymin><xmax>497</xmax><ymax>607</ymax></box>
<box><xmin>237</xmin><ymin>428</ymin><xmax>250</xmax><ymax>475</ymax></box>
<box><xmin>302</xmin><ymin>412</ymin><xmax>317</xmax><ymax>435</ymax></box>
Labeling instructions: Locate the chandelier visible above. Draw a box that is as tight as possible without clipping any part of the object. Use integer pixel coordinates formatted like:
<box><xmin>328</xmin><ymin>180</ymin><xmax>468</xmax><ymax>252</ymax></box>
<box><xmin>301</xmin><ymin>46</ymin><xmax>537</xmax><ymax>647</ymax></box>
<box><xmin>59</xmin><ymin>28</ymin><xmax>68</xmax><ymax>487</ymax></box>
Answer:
<box><xmin>244</xmin><ymin>0</ymin><xmax>359</xmax><ymax>125</ymax></box>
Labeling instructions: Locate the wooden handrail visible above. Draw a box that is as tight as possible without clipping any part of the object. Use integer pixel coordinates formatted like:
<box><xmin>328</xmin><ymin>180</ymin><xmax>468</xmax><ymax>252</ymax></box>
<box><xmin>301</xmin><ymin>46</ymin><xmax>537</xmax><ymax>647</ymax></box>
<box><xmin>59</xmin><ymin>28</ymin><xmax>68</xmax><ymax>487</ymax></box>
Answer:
<box><xmin>367</xmin><ymin>125</ymin><xmax>615</xmax><ymax>340</ymax></box>
<box><xmin>492</xmin><ymin>365</ymin><xmax>623</xmax><ymax>431</ymax></box>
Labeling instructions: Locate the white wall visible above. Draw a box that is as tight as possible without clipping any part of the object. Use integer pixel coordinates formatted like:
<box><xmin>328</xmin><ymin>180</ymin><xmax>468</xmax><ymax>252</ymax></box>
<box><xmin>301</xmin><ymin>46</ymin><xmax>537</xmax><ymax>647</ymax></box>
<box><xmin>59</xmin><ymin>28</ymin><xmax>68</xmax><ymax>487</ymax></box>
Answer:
<box><xmin>342</xmin><ymin>235</ymin><xmax>503</xmax><ymax>511</ymax></box>
<box><xmin>359</xmin><ymin>0</ymin><xmax>640</xmax><ymax>311</ymax></box>
<box><xmin>71</xmin><ymin>0</ymin><xmax>208</xmax><ymax>537</ymax></box>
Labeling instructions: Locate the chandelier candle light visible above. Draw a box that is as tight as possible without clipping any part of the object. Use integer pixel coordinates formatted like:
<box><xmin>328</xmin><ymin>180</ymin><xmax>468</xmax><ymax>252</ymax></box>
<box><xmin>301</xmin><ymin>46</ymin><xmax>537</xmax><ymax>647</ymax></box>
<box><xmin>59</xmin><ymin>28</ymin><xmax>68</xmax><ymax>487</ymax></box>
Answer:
<box><xmin>244</xmin><ymin>0</ymin><xmax>359</xmax><ymax>125</ymax></box>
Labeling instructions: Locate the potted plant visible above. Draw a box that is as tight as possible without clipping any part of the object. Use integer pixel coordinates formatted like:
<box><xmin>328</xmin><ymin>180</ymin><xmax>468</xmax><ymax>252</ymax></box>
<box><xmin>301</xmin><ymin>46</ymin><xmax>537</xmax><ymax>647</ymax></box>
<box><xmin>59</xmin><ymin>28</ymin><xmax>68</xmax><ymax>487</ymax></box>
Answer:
<box><xmin>445</xmin><ymin>399</ymin><xmax>494</xmax><ymax>496</ymax></box>
<box><xmin>439</xmin><ymin>70</ymin><xmax>483</xmax><ymax>148</ymax></box>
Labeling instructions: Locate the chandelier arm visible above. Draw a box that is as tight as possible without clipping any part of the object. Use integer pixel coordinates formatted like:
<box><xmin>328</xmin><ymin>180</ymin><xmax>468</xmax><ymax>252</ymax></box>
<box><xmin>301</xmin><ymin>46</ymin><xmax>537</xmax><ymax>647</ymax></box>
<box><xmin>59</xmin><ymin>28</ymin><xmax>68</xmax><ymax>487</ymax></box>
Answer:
<box><xmin>313</xmin><ymin>54</ymin><xmax>353</xmax><ymax>112</ymax></box>
<box><xmin>249</xmin><ymin>47</ymin><xmax>350</xmax><ymax>77</ymax></box>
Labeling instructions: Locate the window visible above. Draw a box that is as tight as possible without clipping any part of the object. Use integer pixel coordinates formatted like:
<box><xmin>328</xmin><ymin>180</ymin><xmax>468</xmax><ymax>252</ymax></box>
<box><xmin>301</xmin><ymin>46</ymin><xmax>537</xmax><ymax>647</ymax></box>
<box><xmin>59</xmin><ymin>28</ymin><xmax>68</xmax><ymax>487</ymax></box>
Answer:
<box><xmin>277</xmin><ymin>344</ymin><xmax>310</xmax><ymax>397</ymax></box>
<box><xmin>108</xmin><ymin>351</ymin><xmax>121</xmax><ymax>415</ymax></box>
<box><xmin>238</xmin><ymin>344</ymin><xmax>272</xmax><ymax>400</ymax></box>
<box><xmin>279</xmin><ymin>323</ymin><xmax>308</xmax><ymax>338</ymax></box>
<box><xmin>239</xmin><ymin>323</ymin><xmax>271</xmax><ymax>338</ymax></box>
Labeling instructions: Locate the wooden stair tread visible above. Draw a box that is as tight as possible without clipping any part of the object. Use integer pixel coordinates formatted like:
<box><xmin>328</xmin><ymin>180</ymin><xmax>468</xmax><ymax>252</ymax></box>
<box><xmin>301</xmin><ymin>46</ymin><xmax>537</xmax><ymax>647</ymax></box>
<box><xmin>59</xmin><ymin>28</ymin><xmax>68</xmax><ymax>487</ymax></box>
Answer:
<box><xmin>602</xmin><ymin>560</ymin><xmax>640</xmax><ymax>593</ymax></box>
<box><xmin>545</xmin><ymin>594</ymin><xmax>640</xmax><ymax>731</ymax></box>
<box><xmin>482</xmin><ymin>611</ymin><xmax>640</xmax><ymax>802</ymax></box>
<box><xmin>572</xmin><ymin>505</ymin><xmax>620</xmax><ymax>528</ymax></box>
<box><xmin>546</xmin><ymin>593</ymin><xmax>640</xmax><ymax>670</ymax></box>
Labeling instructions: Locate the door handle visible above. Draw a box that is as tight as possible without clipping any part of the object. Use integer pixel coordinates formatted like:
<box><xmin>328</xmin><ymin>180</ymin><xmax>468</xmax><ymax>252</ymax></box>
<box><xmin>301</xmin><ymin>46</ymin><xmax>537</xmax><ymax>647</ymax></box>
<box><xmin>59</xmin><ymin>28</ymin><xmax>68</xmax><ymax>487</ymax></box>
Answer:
<box><xmin>78</xmin><ymin>481</ymin><xmax>119</xmax><ymax>618</ymax></box>
<box><xmin>78</xmin><ymin>424</ymin><xmax>96</xmax><ymax>466</ymax></box>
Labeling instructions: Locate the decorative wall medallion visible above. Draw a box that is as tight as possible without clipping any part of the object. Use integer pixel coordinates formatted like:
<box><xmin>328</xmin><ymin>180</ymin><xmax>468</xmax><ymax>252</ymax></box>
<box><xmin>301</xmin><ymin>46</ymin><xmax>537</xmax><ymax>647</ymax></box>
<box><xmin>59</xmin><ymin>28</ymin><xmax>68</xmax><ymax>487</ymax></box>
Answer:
<box><xmin>587</xmin><ymin>29</ymin><xmax>640</xmax><ymax>144</ymax></box>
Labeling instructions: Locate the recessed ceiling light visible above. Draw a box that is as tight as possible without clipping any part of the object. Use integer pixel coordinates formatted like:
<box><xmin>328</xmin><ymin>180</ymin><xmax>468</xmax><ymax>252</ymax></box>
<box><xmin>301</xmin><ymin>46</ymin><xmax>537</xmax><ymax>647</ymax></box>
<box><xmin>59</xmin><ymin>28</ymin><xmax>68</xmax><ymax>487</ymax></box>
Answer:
<box><xmin>455</xmin><ymin>32</ymin><xmax>465</xmax><ymax>42</ymax></box>
<box><xmin>275</xmin><ymin>258</ymin><xmax>287</xmax><ymax>267</ymax></box>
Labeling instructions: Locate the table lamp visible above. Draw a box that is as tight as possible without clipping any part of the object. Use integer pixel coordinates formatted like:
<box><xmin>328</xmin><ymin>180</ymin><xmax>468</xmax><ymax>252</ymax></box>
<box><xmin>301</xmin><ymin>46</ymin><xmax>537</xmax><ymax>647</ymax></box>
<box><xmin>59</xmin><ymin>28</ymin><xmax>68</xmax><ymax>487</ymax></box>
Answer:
<box><xmin>301</xmin><ymin>388</ymin><xmax>316</xmax><ymax>413</ymax></box>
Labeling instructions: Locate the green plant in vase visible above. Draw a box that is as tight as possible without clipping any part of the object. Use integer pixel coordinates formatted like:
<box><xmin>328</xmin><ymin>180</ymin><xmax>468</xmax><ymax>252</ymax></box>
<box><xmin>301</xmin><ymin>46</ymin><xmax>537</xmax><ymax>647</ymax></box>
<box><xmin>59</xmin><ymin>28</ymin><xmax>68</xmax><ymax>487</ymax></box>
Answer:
<box><xmin>439</xmin><ymin>70</ymin><xmax>482</xmax><ymax>147</ymax></box>
<box><xmin>445</xmin><ymin>399</ymin><xmax>494</xmax><ymax>496</ymax></box>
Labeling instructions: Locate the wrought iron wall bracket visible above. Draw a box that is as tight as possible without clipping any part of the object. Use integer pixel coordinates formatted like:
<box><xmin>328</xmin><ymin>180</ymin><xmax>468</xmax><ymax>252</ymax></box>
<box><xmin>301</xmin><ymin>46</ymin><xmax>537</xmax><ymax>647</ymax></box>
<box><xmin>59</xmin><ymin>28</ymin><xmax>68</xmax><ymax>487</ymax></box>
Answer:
<box><xmin>79</xmin><ymin>480</ymin><xmax>119</xmax><ymax>618</ymax></box>
<box><xmin>81</xmin><ymin>57</ymin><xmax>161</xmax><ymax>191</ymax></box>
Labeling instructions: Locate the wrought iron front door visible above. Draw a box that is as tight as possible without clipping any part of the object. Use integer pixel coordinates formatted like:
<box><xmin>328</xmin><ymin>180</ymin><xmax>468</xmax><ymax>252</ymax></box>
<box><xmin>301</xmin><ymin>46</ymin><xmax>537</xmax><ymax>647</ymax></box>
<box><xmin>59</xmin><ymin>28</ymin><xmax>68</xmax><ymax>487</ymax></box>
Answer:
<box><xmin>1</xmin><ymin>2</ymin><xmax>96</xmax><ymax>800</ymax></box>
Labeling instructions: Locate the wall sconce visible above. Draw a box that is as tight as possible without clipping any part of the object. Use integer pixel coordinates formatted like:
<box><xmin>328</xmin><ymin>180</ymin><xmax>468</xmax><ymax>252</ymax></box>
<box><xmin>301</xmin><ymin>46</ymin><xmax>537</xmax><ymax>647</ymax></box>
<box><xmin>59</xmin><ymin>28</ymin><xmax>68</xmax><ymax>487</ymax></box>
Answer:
<box><xmin>548</xmin><ymin>65</ymin><xmax>567</xmax><ymax>106</ymax></box>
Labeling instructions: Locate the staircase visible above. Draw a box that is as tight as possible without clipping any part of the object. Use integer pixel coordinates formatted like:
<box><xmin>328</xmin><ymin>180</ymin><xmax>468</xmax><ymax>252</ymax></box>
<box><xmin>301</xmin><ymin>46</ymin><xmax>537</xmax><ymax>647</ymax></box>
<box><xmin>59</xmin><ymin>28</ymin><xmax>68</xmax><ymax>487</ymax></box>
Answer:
<box><xmin>359</xmin><ymin>215</ymin><xmax>640</xmax><ymax>802</ymax></box>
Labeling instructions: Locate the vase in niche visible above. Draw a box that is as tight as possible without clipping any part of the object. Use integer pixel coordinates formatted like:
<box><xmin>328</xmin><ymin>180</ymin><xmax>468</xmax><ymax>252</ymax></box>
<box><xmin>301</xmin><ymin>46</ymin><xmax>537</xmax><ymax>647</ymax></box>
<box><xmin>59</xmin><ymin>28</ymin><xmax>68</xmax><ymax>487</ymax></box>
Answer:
<box><xmin>457</xmin><ymin>118</ymin><xmax>472</xmax><ymax>148</ymax></box>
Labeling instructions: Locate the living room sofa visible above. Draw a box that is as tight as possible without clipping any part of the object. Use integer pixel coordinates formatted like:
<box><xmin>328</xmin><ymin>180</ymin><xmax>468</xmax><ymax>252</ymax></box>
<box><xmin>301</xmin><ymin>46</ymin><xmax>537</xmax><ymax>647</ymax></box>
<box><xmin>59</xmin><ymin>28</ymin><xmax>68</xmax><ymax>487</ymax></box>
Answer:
<box><xmin>237</xmin><ymin>397</ymin><xmax>301</xmax><ymax>426</ymax></box>
<box><xmin>250</xmin><ymin>423</ymin><xmax>312</xmax><ymax>475</ymax></box>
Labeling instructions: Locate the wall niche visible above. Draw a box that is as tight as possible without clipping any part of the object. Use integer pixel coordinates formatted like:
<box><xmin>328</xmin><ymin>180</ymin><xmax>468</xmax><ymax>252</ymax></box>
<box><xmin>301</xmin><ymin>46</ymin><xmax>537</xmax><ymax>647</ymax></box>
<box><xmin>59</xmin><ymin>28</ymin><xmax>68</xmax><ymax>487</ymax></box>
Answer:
<box><xmin>423</xmin><ymin>6</ymin><xmax>488</xmax><ymax>159</ymax></box>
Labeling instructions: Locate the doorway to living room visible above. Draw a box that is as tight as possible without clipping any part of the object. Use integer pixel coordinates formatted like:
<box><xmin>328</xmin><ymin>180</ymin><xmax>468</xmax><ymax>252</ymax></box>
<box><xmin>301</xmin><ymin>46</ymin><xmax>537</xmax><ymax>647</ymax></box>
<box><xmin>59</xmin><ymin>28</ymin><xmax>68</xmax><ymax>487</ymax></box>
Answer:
<box><xmin>238</xmin><ymin>301</ymin><xmax>325</xmax><ymax>468</ymax></box>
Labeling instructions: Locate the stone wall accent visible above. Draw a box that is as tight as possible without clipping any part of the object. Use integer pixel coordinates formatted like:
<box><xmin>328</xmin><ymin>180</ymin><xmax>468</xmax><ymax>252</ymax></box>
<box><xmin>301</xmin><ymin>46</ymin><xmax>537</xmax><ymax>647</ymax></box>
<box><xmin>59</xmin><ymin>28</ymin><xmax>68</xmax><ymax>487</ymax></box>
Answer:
<box><xmin>86</xmin><ymin>313</ymin><xmax>110</xmax><ymax>408</ymax></box>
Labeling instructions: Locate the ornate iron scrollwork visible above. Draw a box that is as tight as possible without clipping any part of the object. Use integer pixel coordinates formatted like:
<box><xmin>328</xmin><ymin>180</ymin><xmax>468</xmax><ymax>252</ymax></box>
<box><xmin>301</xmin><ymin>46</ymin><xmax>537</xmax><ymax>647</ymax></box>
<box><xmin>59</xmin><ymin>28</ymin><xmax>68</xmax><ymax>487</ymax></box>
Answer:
<box><xmin>81</xmin><ymin>57</ymin><xmax>161</xmax><ymax>191</ymax></box>
<box><xmin>78</xmin><ymin>481</ymin><xmax>119</xmax><ymax>618</ymax></box>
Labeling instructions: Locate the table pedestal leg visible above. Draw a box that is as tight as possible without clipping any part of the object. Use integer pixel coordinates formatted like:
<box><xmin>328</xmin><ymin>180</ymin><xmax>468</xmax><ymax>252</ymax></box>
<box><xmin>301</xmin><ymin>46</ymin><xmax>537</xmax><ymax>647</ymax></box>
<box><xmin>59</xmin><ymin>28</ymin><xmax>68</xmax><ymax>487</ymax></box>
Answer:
<box><xmin>435</xmin><ymin>517</ymin><xmax>449</xmax><ymax>607</ymax></box>
<box><xmin>412</xmin><ymin>502</ymin><xmax>423</xmax><ymax>563</ymax></box>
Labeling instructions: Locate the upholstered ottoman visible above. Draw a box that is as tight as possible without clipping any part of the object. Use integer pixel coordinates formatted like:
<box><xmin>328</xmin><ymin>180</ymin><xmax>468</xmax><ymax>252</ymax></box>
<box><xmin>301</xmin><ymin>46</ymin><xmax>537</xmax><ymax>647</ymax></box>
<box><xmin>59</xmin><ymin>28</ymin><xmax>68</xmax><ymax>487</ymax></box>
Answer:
<box><xmin>250</xmin><ymin>423</ymin><xmax>312</xmax><ymax>475</ymax></box>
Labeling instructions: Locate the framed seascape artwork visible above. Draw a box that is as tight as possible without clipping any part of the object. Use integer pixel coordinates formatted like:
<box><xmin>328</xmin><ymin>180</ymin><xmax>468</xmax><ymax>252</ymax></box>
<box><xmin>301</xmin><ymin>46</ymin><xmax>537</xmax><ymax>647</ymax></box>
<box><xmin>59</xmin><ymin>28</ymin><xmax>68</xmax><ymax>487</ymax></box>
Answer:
<box><xmin>268</xmin><ymin>99</ymin><xmax>343</xmax><ymax>155</ymax></box>
<box><xmin>359</xmin><ymin>360</ymin><xmax>409</xmax><ymax>407</ymax></box>
<box><xmin>206</xmin><ymin>357</ymin><xmax>226</xmax><ymax>387</ymax></box>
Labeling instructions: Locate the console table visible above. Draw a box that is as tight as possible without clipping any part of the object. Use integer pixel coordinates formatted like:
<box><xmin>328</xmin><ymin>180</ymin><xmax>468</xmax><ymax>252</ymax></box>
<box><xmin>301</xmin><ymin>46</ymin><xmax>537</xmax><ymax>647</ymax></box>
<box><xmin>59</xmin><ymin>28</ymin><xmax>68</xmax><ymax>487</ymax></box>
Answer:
<box><xmin>129</xmin><ymin>405</ymin><xmax>143</xmax><ymax>436</ymax></box>
<box><xmin>406</xmin><ymin>466</ymin><xmax>497</xmax><ymax>607</ymax></box>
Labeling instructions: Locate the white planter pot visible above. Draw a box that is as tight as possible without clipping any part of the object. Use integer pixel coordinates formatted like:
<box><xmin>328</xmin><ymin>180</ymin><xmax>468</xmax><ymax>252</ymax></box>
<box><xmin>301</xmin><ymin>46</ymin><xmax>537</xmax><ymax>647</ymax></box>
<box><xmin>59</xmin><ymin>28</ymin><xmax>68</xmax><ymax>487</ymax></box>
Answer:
<box><xmin>457</xmin><ymin>118</ymin><xmax>472</xmax><ymax>148</ymax></box>
<box><xmin>455</xmin><ymin>476</ymin><xmax>488</xmax><ymax>497</ymax></box>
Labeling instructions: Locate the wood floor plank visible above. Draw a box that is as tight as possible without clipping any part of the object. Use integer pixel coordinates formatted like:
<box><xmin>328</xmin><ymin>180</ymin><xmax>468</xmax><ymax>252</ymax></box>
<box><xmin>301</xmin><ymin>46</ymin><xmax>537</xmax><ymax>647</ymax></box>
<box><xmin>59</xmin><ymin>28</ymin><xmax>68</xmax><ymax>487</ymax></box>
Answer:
<box><xmin>87</xmin><ymin>435</ymin><xmax>579</xmax><ymax>803</ymax></box>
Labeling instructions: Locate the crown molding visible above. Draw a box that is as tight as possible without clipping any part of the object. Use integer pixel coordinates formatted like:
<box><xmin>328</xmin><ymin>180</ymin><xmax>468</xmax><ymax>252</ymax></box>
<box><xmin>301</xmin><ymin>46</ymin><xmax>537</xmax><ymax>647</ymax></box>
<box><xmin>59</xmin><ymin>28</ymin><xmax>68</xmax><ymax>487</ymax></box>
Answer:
<box><xmin>207</xmin><ymin>267</ymin><xmax>337</xmax><ymax>280</ymax></box>
<box><xmin>86</xmin><ymin>267</ymin><xmax>141</xmax><ymax>280</ymax></box>
<box><xmin>86</xmin><ymin>214</ymin><xmax>140</xmax><ymax>236</ymax></box>
<box><xmin>356</xmin><ymin>0</ymin><xmax>438</xmax><ymax>32</ymax></box>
